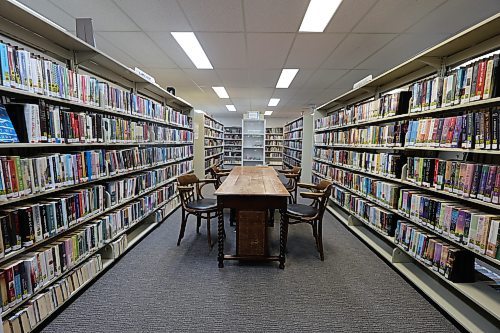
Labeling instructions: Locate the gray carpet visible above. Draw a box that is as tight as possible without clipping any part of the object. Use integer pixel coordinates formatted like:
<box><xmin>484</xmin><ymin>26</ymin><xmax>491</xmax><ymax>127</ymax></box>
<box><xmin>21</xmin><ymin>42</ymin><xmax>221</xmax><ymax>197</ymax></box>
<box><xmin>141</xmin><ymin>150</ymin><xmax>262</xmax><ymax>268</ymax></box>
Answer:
<box><xmin>40</xmin><ymin>203</ymin><xmax>460</xmax><ymax>333</ymax></box>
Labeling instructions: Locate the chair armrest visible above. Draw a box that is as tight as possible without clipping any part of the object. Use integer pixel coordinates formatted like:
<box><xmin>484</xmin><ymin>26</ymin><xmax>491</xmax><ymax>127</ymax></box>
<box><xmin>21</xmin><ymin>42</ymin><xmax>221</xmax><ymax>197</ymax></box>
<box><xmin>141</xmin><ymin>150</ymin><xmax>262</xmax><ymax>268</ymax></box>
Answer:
<box><xmin>198</xmin><ymin>179</ymin><xmax>217</xmax><ymax>184</ymax></box>
<box><xmin>177</xmin><ymin>185</ymin><xmax>193</xmax><ymax>191</ymax></box>
<box><xmin>300</xmin><ymin>192</ymin><xmax>323</xmax><ymax>199</ymax></box>
<box><xmin>277</xmin><ymin>169</ymin><xmax>291</xmax><ymax>174</ymax></box>
<box><xmin>285</xmin><ymin>173</ymin><xmax>299</xmax><ymax>178</ymax></box>
<box><xmin>297</xmin><ymin>182</ymin><xmax>316</xmax><ymax>190</ymax></box>
<box><xmin>216</xmin><ymin>172</ymin><xmax>230</xmax><ymax>177</ymax></box>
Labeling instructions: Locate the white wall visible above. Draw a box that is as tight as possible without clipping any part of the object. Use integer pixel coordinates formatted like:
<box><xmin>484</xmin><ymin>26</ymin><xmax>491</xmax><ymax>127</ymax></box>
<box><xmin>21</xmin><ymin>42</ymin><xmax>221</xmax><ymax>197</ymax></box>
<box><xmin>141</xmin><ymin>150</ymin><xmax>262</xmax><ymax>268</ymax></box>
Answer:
<box><xmin>214</xmin><ymin>116</ymin><xmax>300</xmax><ymax>128</ymax></box>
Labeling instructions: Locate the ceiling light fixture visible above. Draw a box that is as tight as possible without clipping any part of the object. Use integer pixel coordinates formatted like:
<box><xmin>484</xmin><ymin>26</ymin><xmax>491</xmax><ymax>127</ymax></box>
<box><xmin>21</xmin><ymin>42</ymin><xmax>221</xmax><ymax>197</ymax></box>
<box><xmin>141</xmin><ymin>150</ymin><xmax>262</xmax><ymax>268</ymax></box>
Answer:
<box><xmin>268</xmin><ymin>98</ymin><xmax>280</xmax><ymax>107</ymax></box>
<box><xmin>264</xmin><ymin>111</ymin><xmax>273</xmax><ymax>116</ymax></box>
<box><xmin>299</xmin><ymin>0</ymin><xmax>342</xmax><ymax>32</ymax></box>
<box><xmin>276</xmin><ymin>69</ymin><xmax>299</xmax><ymax>88</ymax></box>
<box><xmin>226</xmin><ymin>105</ymin><xmax>236</xmax><ymax>111</ymax></box>
<box><xmin>212</xmin><ymin>86</ymin><xmax>229</xmax><ymax>98</ymax></box>
<box><xmin>171</xmin><ymin>32</ymin><xmax>213</xmax><ymax>69</ymax></box>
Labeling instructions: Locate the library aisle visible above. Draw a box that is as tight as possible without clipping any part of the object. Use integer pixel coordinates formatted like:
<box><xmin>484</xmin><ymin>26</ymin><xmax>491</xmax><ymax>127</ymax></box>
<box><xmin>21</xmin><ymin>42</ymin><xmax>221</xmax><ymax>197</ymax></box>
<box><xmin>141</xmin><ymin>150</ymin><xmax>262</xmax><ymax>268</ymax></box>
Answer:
<box><xmin>40</xmin><ymin>207</ymin><xmax>458</xmax><ymax>333</ymax></box>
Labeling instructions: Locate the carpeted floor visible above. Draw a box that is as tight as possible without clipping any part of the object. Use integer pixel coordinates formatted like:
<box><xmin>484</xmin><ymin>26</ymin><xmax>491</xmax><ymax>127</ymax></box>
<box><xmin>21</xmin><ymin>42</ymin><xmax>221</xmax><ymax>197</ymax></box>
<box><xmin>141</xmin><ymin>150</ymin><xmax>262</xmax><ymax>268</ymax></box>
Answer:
<box><xmin>39</xmin><ymin>201</ymin><xmax>460</xmax><ymax>333</ymax></box>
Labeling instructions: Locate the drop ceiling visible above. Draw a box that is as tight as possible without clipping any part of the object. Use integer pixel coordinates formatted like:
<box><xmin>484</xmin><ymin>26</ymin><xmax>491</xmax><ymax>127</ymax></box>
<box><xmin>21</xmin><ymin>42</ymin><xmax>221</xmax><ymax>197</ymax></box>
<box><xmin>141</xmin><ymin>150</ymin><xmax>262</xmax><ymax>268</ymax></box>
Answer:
<box><xmin>17</xmin><ymin>0</ymin><xmax>500</xmax><ymax>117</ymax></box>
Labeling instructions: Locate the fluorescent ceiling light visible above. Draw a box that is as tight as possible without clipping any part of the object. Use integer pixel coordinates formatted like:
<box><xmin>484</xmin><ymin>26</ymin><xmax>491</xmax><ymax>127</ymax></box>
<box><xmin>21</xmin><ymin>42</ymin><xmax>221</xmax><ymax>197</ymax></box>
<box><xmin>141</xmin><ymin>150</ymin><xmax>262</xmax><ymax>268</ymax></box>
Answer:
<box><xmin>299</xmin><ymin>0</ymin><xmax>342</xmax><ymax>32</ymax></box>
<box><xmin>264</xmin><ymin>111</ymin><xmax>273</xmax><ymax>116</ymax></box>
<box><xmin>276</xmin><ymin>69</ymin><xmax>299</xmax><ymax>88</ymax></box>
<box><xmin>226</xmin><ymin>105</ymin><xmax>236</xmax><ymax>111</ymax></box>
<box><xmin>268</xmin><ymin>98</ymin><xmax>280</xmax><ymax>107</ymax></box>
<box><xmin>194</xmin><ymin>109</ymin><xmax>205</xmax><ymax>114</ymax></box>
<box><xmin>171</xmin><ymin>32</ymin><xmax>213</xmax><ymax>69</ymax></box>
<box><xmin>212</xmin><ymin>86</ymin><xmax>229</xmax><ymax>99</ymax></box>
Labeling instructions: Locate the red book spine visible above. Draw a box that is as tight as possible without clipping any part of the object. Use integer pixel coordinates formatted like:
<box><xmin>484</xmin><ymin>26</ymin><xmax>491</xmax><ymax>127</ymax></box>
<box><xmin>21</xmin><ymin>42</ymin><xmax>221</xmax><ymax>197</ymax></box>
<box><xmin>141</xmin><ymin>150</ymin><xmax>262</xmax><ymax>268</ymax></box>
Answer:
<box><xmin>475</xmin><ymin>60</ymin><xmax>487</xmax><ymax>99</ymax></box>
<box><xmin>446</xmin><ymin>117</ymin><xmax>457</xmax><ymax>146</ymax></box>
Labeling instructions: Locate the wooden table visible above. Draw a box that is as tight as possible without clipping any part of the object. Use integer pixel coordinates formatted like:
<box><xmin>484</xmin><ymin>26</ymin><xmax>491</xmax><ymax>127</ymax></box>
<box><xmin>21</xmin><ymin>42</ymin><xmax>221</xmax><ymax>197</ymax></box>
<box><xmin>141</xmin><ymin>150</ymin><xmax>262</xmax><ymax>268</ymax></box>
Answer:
<box><xmin>214</xmin><ymin>166</ymin><xmax>290</xmax><ymax>268</ymax></box>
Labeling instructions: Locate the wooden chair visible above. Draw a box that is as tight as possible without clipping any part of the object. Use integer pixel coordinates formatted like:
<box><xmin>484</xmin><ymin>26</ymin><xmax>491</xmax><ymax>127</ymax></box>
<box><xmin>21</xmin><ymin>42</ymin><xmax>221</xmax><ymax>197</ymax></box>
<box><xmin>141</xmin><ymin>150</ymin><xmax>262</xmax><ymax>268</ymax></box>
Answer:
<box><xmin>277</xmin><ymin>166</ymin><xmax>302</xmax><ymax>203</ymax></box>
<box><xmin>209</xmin><ymin>165</ymin><xmax>230</xmax><ymax>189</ymax></box>
<box><xmin>176</xmin><ymin>173</ymin><xmax>221</xmax><ymax>248</ymax></box>
<box><xmin>281</xmin><ymin>180</ymin><xmax>332</xmax><ymax>261</ymax></box>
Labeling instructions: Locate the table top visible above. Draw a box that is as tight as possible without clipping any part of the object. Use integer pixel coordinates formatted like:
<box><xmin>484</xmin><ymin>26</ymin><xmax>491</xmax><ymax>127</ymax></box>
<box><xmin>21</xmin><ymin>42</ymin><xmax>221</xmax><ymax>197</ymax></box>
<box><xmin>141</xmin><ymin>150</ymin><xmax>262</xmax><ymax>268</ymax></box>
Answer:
<box><xmin>214</xmin><ymin>166</ymin><xmax>290</xmax><ymax>197</ymax></box>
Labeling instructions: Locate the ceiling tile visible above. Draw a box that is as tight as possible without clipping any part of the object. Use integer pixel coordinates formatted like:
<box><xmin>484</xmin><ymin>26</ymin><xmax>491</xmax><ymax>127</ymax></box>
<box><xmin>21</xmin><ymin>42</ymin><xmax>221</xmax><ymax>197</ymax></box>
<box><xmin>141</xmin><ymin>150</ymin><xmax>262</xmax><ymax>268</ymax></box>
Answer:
<box><xmin>353</xmin><ymin>0</ymin><xmax>446</xmax><ymax>33</ymax></box>
<box><xmin>98</xmin><ymin>32</ymin><xmax>177</xmax><ymax>68</ymax></box>
<box><xmin>197</xmin><ymin>33</ymin><xmax>247</xmax><ymax>69</ymax></box>
<box><xmin>248</xmin><ymin>69</ymin><xmax>281</xmax><ymax>88</ymax></box>
<box><xmin>322</xmin><ymin>33</ymin><xmax>397</xmax><ymax>69</ymax></box>
<box><xmin>329</xmin><ymin>69</ymin><xmax>375</xmax><ymax>90</ymax></box>
<box><xmin>217</xmin><ymin>69</ymin><xmax>250</xmax><ymax>88</ymax></box>
<box><xmin>407</xmin><ymin>0</ymin><xmax>500</xmax><ymax>34</ymax></box>
<box><xmin>183</xmin><ymin>69</ymin><xmax>223</xmax><ymax>89</ymax></box>
<box><xmin>143</xmin><ymin>68</ymin><xmax>197</xmax><ymax>87</ymax></box>
<box><xmin>285</xmin><ymin>33</ymin><xmax>346</xmax><ymax>69</ymax></box>
<box><xmin>147</xmin><ymin>32</ymin><xmax>197</xmax><ymax>69</ymax></box>
<box><xmin>179</xmin><ymin>0</ymin><xmax>244</xmax><ymax>32</ymax></box>
<box><xmin>304</xmin><ymin>70</ymin><xmax>349</xmax><ymax>89</ymax></box>
<box><xmin>247</xmin><ymin>33</ymin><xmax>295</xmax><ymax>69</ymax></box>
<box><xmin>93</xmin><ymin>34</ymin><xmax>140</xmax><ymax>67</ymax></box>
<box><xmin>114</xmin><ymin>0</ymin><xmax>191</xmax><ymax>31</ymax></box>
<box><xmin>48</xmin><ymin>0</ymin><xmax>139</xmax><ymax>31</ymax></box>
<box><xmin>244</xmin><ymin>0</ymin><xmax>308</xmax><ymax>32</ymax></box>
<box><xmin>357</xmin><ymin>33</ymin><xmax>450</xmax><ymax>70</ymax></box>
<box><xmin>326</xmin><ymin>0</ymin><xmax>377</xmax><ymax>33</ymax></box>
<box><xmin>18</xmin><ymin>0</ymin><xmax>76</xmax><ymax>31</ymax></box>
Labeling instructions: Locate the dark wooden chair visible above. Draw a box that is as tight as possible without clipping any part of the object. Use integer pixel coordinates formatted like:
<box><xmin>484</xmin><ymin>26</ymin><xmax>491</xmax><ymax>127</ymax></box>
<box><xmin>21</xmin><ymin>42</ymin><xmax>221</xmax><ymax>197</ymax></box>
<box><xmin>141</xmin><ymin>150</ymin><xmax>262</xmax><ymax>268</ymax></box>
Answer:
<box><xmin>281</xmin><ymin>180</ymin><xmax>333</xmax><ymax>261</ymax></box>
<box><xmin>208</xmin><ymin>165</ymin><xmax>230</xmax><ymax>189</ymax></box>
<box><xmin>177</xmin><ymin>173</ymin><xmax>221</xmax><ymax>248</ymax></box>
<box><xmin>277</xmin><ymin>166</ymin><xmax>302</xmax><ymax>203</ymax></box>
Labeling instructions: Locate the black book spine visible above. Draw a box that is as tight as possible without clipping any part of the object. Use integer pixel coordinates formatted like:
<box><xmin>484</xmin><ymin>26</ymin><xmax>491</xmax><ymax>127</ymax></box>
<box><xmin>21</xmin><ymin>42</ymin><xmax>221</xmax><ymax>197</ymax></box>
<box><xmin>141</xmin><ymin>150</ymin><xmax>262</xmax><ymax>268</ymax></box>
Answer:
<box><xmin>19</xmin><ymin>207</ymin><xmax>34</xmax><ymax>246</ymax></box>
<box><xmin>470</xmin><ymin>62</ymin><xmax>480</xmax><ymax>99</ymax></box>
<box><xmin>40</xmin><ymin>204</ymin><xmax>48</xmax><ymax>237</ymax></box>
<box><xmin>492</xmin><ymin>108</ymin><xmax>499</xmax><ymax>149</ymax></box>
<box><xmin>38</xmin><ymin>100</ymin><xmax>48</xmax><ymax>142</ymax></box>
<box><xmin>0</xmin><ymin>215</ymin><xmax>11</xmax><ymax>253</ymax></box>
<box><xmin>491</xmin><ymin>55</ymin><xmax>500</xmax><ymax>98</ymax></box>
<box><xmin>5</xmin><ymin>104</ymin><xmax>29</xmax><ymax>142</ymax></box>
<box><xmin>55</xmin><ymin>200</ymin><xmax>63</xmax><ymax>230</ymax></box>
<box><xmin>470</xmin><ymin>164</ymin><xmax>482</xmax><ymax>198</ymax></box>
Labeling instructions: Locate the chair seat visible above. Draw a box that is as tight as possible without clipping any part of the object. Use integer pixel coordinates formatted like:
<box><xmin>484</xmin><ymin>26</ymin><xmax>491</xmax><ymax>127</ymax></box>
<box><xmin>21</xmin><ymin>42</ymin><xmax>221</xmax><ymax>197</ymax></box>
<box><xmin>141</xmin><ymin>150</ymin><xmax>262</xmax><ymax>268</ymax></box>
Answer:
<box><xmin>186</xmin><ymin>198</ymin><xmax>217</xmax><ymax>211</ymax></box>
<box><xmin>287</xmin><ymin>204</ymin><xmax>317</xmax><ymax>217</ymax></box>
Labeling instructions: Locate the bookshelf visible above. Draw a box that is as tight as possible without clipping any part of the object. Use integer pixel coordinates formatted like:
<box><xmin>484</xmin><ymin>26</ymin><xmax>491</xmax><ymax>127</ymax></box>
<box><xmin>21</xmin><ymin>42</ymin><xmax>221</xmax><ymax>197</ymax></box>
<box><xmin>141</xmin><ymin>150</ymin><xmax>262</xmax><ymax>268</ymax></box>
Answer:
<box><xmin>283</xmin><ymin>117</ymin><xmax>303</xmax><ymax>169</ymax></box>
<box><xmin>265</xmin><ymin>127</ymin><xmax>283</xmax><ymax>167</ymax></box>
<box><xmin>242</xmin><ymin>117</ymin><xmax>265</xmax><ymax>166</ymax></box>
<box><xmin>193</xmin><ymin>113</ymin><xmax>224</xmax><ymax>177</ymax></box>
<box><xmin>0</xmin><ymin>1</ymin><xmax>194</xmax><ymax>330</ymax></box>
<box><xmin>223</xmin><ymin>126</ymin><xmax>242</xmax><ymax>168</ymax></box>
<box><xmin>314</xmin><ymin>13</ymin><xmax>500</xmax><ymax>332</ymax></box>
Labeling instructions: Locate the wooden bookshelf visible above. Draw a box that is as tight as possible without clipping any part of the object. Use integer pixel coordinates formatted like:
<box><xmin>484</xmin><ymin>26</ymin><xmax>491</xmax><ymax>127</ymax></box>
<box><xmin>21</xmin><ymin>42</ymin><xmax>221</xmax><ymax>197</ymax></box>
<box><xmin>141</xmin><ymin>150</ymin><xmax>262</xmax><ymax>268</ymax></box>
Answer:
<box><xmin>193</xmin><ymin>113</ymin><xmax>224</xmax><ymax>177</ymax></box>
<box><xmin>314</xmin><ymin>13</ymin><xmax>500</xmax><ymax>332</ymax></box>
<box><xmin>223</xmin><ymin>126</ymin><xmax>242</xmax><ymax>168</ymax></box>
<box><xmin>0</xmin><ymin>1</ymin><xmax>194</xmax><ymax>330</ymax></box>
<box><xmin>265</xmin><ymin>127</ymin><xmax>283</xmax><ymax>167</ymax></box>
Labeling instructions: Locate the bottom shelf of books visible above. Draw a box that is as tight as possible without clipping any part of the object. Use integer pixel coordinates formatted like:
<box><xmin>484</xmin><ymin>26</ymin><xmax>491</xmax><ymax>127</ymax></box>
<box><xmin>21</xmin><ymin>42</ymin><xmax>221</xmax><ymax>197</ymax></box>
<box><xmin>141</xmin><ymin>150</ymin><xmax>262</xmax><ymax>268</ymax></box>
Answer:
<box><xmin>326</xmin><ymin>200</ymin><xmax>500</xmax><ymax>332</ymax></box>
<box><xmin>0</xmin><ymin>178</ymin><xmax>185</xmax><ymax>333</ymax></box>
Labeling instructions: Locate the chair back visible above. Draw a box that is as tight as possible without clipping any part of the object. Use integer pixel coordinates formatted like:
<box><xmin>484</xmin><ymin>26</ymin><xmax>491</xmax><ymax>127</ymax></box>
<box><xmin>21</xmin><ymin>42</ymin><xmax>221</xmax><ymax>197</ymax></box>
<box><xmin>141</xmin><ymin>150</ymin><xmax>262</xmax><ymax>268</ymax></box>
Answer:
<box><xmin>314</xmin><ymin>180</ymin><xmax>333</xmax><ymax>219</ymax></box>
<box><xmin>209</xmin><ymin>165</ymin><xmax>227</xmax><ymax>189</ymax></box>
<box><xmin>177</xmin><ymin>174</ymin><xmax>199</xmax><ymax>208</ymax></box>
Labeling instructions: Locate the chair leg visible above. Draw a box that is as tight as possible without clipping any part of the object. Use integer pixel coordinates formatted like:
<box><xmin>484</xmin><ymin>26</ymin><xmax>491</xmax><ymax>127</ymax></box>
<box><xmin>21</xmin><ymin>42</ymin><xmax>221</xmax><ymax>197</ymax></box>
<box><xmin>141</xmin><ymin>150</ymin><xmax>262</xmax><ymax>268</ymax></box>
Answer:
<box><xmin>317</xmin><ymin>219</ymin><xmax>324</xmax><ymax>261</ymax></box>
<box><xmin>312</xmin><ymin>221</ymin><xmax>319</xmax><ymax>250</ymax></box>
<box><xmin>207</xmin><ymin>216</ymin><xmax>213</xmax><ymax>248</ymax></box>
<box><xmin>196</xmin><ymin>215</ymin><xmax>201</xmax><ymax>234</ymax></box>
<box><xmin>177</xmin><ymin>210</ymin><xmax>188</xmax><ymax>246</ymax></box>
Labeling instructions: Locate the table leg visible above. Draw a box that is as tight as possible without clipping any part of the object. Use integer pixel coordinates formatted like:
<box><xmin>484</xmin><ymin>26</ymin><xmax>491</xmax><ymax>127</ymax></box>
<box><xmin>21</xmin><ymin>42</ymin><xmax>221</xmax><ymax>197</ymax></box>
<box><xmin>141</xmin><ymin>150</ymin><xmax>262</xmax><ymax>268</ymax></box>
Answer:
<box><xmin>279</xmin><ymin>208</ymin><xmax>287</xmax><ymax>269</ymax></box>
<box><xmin>229</xmin><ymin>208</ymin><xmax>235</xmax><ymax>226</ymax></box>
<box><xmin>218</xmin><ymin>207</ymin><xmax>225</xmax><ymax>268</ymax></box>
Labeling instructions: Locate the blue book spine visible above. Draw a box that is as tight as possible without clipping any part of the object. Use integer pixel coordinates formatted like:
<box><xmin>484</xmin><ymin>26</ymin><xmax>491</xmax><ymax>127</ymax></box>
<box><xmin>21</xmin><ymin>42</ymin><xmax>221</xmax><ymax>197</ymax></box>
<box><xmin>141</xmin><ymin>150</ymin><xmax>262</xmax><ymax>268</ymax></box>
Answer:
<box><xmin>85</xmin><ymin>151</ymin><xmax>92</xmax><ymax>180</ymax></box>
<box><xmin>0</xmin><ymin>42</ymin><xmax>10</xmax><ymax>87</ymax></box>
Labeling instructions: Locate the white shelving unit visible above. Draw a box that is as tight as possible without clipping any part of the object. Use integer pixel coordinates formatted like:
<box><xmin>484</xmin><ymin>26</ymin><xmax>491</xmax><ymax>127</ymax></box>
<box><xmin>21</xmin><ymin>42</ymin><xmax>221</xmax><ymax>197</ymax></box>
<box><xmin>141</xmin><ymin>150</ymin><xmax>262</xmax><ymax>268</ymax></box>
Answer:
<box><xmin>265</xmin><ymin>127</ymin><xmax>283</xmax><ymax>167</ymax></box>
<box><xmin>223</xmin><ymin>126</ymin><xmax>242</xmax><ymax>168</ymax></box>
<box><xmin>193</xmin><ymin>112</ymin><xmax>224</xmax><ymax>177</ymax></box>
<box><xmin>242</xmin><ymin>116</ymin><xmax>266</xmax><ymax>166</ymax></box>
<box><xmin>314</xmin><ymin>13</ymin><xmax>500</xmax><ymax>332</ymax></box>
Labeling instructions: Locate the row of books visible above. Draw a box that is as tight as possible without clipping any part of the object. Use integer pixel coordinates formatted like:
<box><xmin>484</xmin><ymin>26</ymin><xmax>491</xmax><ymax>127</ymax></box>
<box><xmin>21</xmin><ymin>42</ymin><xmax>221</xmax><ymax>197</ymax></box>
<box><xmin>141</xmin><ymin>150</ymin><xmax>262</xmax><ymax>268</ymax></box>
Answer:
<box><xmin>104</xmin><ymin>235</ymin><xmax>128</xmax><ymax>260</ymax></box>
<box><xmin>266</xmin><ymin>128</ymin><xmax>283</xmax><ymax>134</ymax></box>
<box><xmin>266</xmin><ymin>134</ymin><xmax>282</xmax><ymax>140</ymax></box>
<box><xmin>155</xmin><ymin>196</ymin><xmax>181</xmax><ymax>223</ymax></box>
<box><xmin>205</xmin><ymin>157</ymin><xmax>221</xmax><ymax>170</ymax></box>
<box><xmin>266</xmin><ymin>153</ymin><xmax>282</xmax><ymax>158</ymax></box>
<box><xmin>331</xmin><ymin>185</ymin><xmax>397</xmax><ymax>236</ymax></box>
<box><xmin>224</xmin><ymin>134</ymin><xmax>241</xmax><ymax>140</ymax></box>
<box><xmin>283</xmin><ymin>156</ymin><xmax>300</xmax><ymax>167</ymax></box>
<box><xmin>315</xmin><ymin>91</ymin><xmax>412</xmax><ymax>130</ymax></box>
<box><xmin>1</xmin><ymin>255</ymin><xmax>103</xmax><ymax>333</ymax></box>
<box><xmin>394</xmin><ymin>221</ymin><xmax>475</xmax><ymax>282</ymax></box>
<box><xmin>266</xmin><ymin>140</ymin><xmax>282</xmax><ymax>146</ymax></box>
<box><xmin>0</xmin><ymin>161</ymin><xmax>187</xmax><ymax>258</ymax></box>
<box><xmin>223</xmin><ymin>140</ymin><xmax>240</xmax><ymax>146</ymax></box>
<box><xmin>266</xmin><ymin>147</ymin><xmax>282</xmax><ymax>153</ymax></box>
<box><xmin>405</xmin><ymin>108</ymin><xmax>500</xmax><ymax>149</ymax></box>
<box><xmin>284</xmin><ymin>118</ymin><xmax>303</xmax><ymax>133</ymax></box>
<box><xmin>283</xmin><ymin>131</ymin><xmax>302</xmax><ymax>140</ymax></box>
<box><xmin>398</xmin><ymin>189</ymin><xmax>500</xmax><ymax>259</ymax></box>
<box><xmin>314</xmin><ymin>148</ymin><xmax>404</xmax><ymax>179</ymax></box>
<box><xmin>204</xmin><ymin>128</ymin><xmax>223</xmax><ymax>139</ymax></box>
<box><xmin>204</xmin><ymin>117</ymin><xmax>223</xmax><ymax>132</ymax></box>
<box><xmin>0</xmin><ymin>146</ymin><xmax>192</xmax><ymax>201</ymax></box>
<box><xmin>284</xmin><ymin>141</ymin><xmax>302</xmax><ymax>150</ymax></box>
<box><xmin>314</xmin><ymin>121</ymin><xmax>408</xmax><ymax>147</ymax></box>
<box><xmin>406</xmin><ymin>157</ymin><xmax>500</xmax><ymax>204</ymax></box>
<box><xmin>283</xmin><ymin>148</ymin><xmax>301</xmax><ymax>161</ymax></box>
<box><xmin>205</xmin><ymin>147</ymin><xmax>223</xmax><ymax>157</ymax></box>
<box><xmin>313</xmin><ymin>161</ymin><xmax>400</xmax><ymax>209</ymax></box>
<box><xmin>0</xmin><ymin>41</ymin><xmax>186</xmax><ymax>123</ymax></box>
<box><xmin>0</xmin><ymin>103</ymin><xmax>193</xmax><ymax>144</ymax></box>
<box><xmin>224</xmin><ymin>127</ymin><xmax>241</xmax><ymax>134</ymax></box>
<box><xmin>409</xmin><ymin>54</ymin><xmax>500</xmax><ymax>113</ymax></box>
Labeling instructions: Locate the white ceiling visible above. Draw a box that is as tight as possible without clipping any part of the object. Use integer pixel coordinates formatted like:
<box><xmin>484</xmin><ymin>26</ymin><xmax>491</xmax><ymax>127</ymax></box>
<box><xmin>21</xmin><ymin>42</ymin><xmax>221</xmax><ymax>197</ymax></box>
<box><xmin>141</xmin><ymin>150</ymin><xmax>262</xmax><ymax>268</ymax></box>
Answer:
<box><xmin>18</xmin><ymin>0</ymin><xmax>500</xmax><ymax>118</ymax></box>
